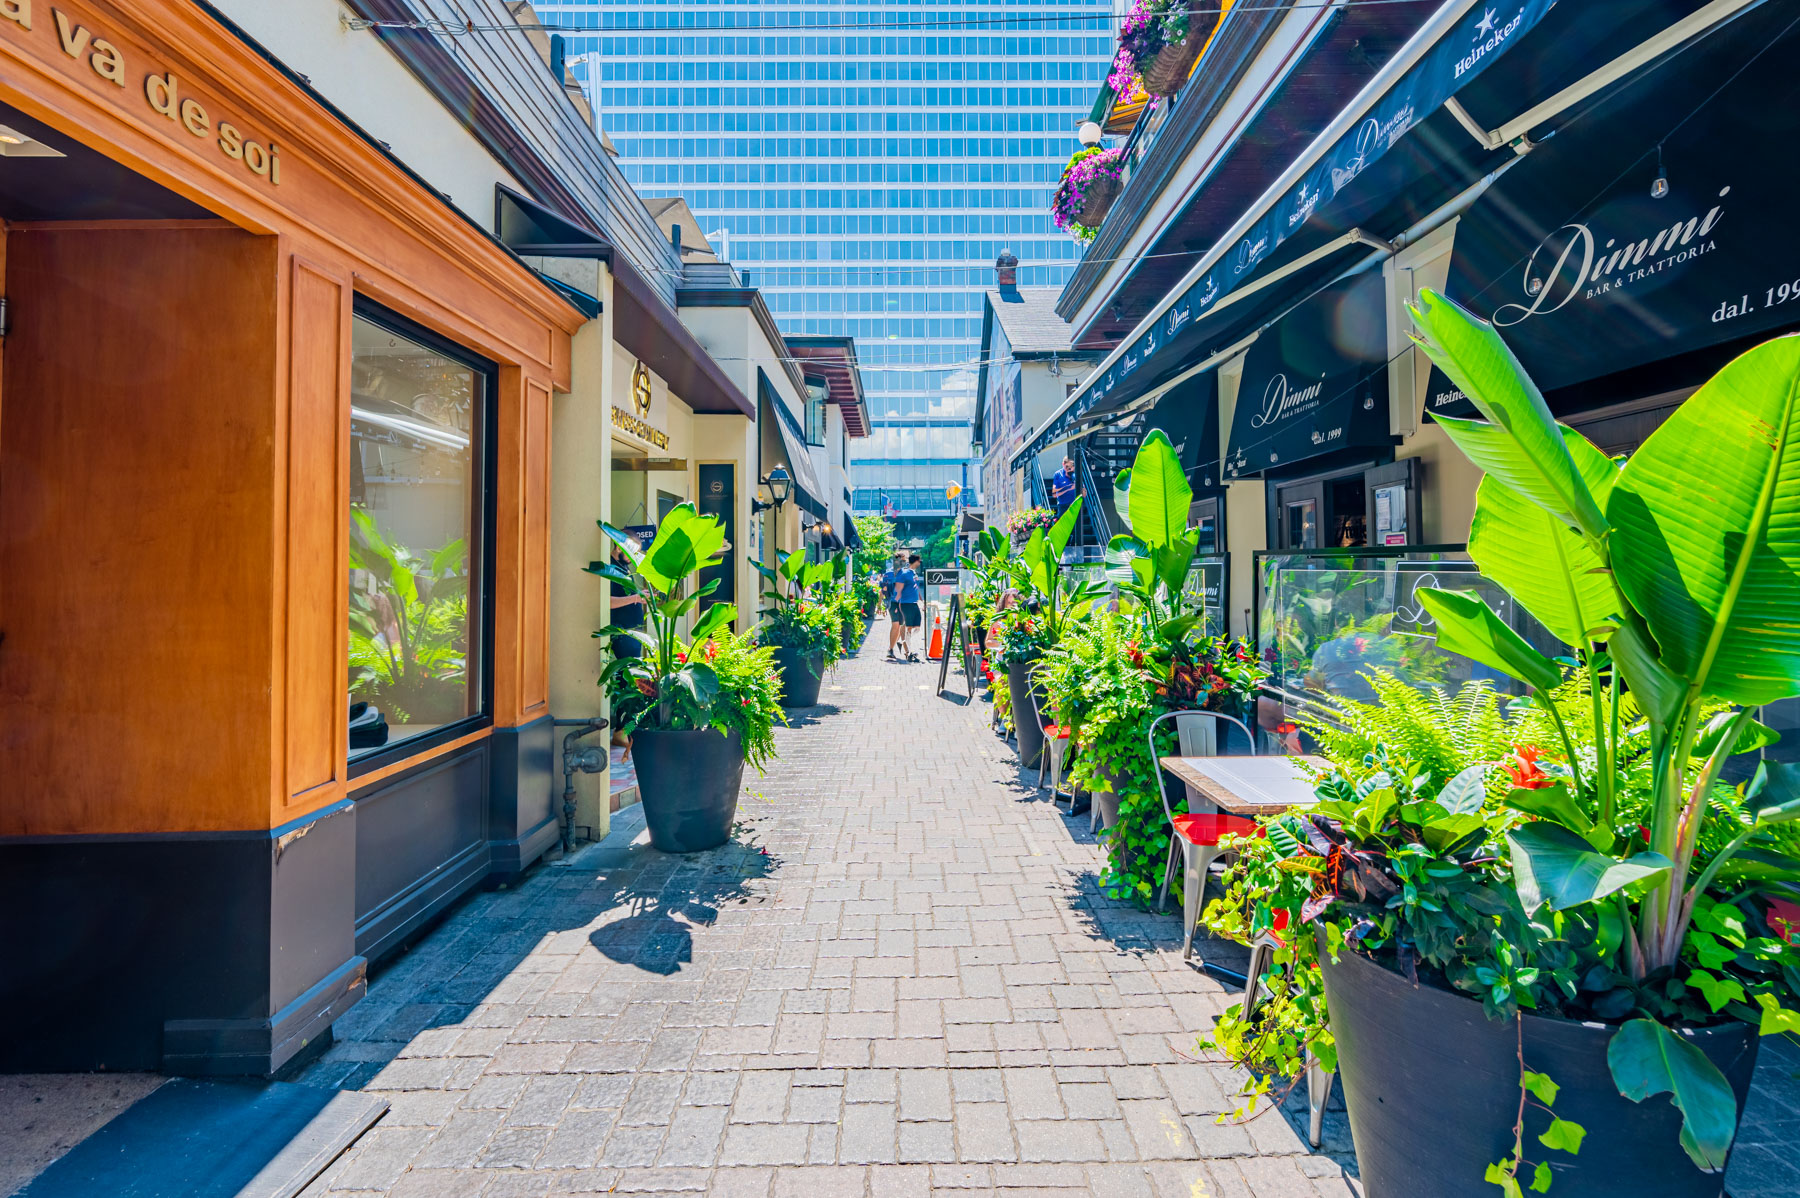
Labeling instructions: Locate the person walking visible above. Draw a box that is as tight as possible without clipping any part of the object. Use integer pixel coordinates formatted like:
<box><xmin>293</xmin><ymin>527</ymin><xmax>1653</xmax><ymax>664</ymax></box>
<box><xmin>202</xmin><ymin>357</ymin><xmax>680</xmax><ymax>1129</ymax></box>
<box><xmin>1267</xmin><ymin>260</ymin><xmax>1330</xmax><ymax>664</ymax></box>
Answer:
<box><xmin>1049</xmin><ymin>454</ymin><xmax>1084</xmax><ymax>553</ymax></box>
<box><xmin>1050</xmin><ymin>455</ymin><xmax>1081</xmax><ymax>518</ymax></box>
<box><xmin>900</xmin><ymin>553</ymin><xmax>925</xmax><ymax>662</ymax></box>
<box><xmin>882</xmin><ymin>551</ymin><xmax>908</xmax><ymax>661</ymax></box>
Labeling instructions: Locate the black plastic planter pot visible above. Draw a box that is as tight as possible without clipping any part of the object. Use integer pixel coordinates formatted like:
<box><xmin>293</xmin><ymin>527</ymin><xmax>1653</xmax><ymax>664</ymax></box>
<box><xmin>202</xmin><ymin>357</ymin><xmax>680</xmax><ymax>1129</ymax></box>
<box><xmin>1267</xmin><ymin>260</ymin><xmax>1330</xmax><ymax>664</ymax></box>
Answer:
<box><xmin>772</xmin><ymin>646</ymin><xmax>825</xmax><ymax>708</ymax></box>
<box><xmin>1006</xmin><ymin>658</ymin><xmax>1047</xmax><ymax>769</ymax></box>
<box><xmin>1319</xmin><ymin>943</ymin><xmax>1760</xmax><ymax>1198</ymax></box>
<box><xmin>630</xmin><ymin>727</ymin><xmax>745</xmax><ymax>853</ymax></box>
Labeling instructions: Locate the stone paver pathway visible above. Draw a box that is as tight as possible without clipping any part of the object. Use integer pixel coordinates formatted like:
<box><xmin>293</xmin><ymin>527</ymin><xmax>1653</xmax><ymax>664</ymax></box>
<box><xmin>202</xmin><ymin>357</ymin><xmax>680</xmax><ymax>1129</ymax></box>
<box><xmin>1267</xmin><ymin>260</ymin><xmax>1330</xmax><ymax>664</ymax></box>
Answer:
<box><xmin>297</xmin><ymin>618</ymin><xmax>1357</xmax><ymax>1197</ymax></box>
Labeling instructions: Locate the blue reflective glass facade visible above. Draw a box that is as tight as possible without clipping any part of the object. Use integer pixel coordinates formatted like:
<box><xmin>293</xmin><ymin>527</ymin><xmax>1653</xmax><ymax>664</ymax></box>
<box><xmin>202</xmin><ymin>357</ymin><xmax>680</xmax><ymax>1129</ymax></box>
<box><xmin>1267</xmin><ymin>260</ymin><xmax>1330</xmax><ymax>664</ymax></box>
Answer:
<box><xmin>544</xmin><ymin>1</ymin><xmax>1112</xmax><ymax>518</ymax></box>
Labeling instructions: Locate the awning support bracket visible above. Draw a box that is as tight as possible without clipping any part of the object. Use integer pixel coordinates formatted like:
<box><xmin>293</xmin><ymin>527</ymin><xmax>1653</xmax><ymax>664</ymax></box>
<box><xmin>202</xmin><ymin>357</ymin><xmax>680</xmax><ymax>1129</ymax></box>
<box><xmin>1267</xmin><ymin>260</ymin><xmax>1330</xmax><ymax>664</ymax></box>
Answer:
<box><xmin>1441</xmin><ymin>0</ymin><xmax>1760</xmax><ymax>153</ymax></box>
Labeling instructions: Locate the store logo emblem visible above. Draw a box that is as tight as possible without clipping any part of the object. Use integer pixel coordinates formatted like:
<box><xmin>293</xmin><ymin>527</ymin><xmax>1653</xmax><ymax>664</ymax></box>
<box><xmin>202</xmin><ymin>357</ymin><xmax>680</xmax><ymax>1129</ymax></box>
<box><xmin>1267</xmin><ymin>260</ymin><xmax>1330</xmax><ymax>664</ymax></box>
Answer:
<box><xmin>1234</xmin><ymin>236</ymin><xmax>1268</xmax><ymax>276</ymax></box>
<box><xmin>1457</xmin><ymin>5</ymin><xmax>1525</xmax><ymax>79</ymax></box>
<box><xmin>1494</xmin><ymin>188</ymin><xmax>1727</xmax><ymax>326</ymax></box>
<box><xmin>1288</xmin><ymin>180</ymin><xmax>1320</xmax><ymax>228</ymax></box>
<box><xmin>1250</xmin><ymin>373</ymin><xmax>1325</xmax><ymax>429</ymax></box>
<box><xmin>631</xmin><ymin>361</ymin><xmax>653</xmax><ymax>416</ymax></box>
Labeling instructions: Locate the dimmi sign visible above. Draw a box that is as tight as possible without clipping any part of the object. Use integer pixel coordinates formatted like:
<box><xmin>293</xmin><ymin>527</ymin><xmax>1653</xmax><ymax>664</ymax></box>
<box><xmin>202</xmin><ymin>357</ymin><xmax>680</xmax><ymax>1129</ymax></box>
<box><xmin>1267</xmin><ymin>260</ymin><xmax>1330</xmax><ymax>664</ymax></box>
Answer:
<box><xmin>1249</xmin><ymin>373</ymin><xmax>1325</xmax><ymax>429</ymax></box>
<box><xmin>1495</xmin><ymin>191</ymin><xmax>1727</xmax><ymax>327</ymax></box>
<box><xmin>2</xmin><ymin>1</ymin><xmax>282</xmax><ymax>184</ymax></box>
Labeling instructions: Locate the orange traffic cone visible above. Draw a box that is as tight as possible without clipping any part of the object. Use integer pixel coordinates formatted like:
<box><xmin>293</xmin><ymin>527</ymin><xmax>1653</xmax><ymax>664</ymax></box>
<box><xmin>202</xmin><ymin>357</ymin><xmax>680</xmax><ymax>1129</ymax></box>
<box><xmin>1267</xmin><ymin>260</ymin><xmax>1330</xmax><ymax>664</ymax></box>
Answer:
<box><xmin>927</xmin><ymin>615</ymin><xmax>944</xmax><ymax>660</ymax></box>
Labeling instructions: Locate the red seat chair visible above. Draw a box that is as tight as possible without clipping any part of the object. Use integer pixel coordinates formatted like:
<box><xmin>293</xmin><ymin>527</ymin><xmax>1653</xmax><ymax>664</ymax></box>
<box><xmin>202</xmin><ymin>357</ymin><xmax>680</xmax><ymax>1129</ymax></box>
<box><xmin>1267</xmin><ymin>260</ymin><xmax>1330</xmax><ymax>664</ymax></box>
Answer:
<box><xmin>1145</xmin><ymin>709</ymin><xmax>1258</xmax><ymax>961</ymax></box>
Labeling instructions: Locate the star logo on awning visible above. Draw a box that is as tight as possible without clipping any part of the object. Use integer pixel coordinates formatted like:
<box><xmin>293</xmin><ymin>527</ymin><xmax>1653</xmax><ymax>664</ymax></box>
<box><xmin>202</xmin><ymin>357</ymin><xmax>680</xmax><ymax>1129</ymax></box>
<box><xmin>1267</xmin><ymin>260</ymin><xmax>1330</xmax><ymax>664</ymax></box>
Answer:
<box><xmin>1475</xmin><ymin>8</ymin><xmax>1497</xmax><ymax>38</ymax></box>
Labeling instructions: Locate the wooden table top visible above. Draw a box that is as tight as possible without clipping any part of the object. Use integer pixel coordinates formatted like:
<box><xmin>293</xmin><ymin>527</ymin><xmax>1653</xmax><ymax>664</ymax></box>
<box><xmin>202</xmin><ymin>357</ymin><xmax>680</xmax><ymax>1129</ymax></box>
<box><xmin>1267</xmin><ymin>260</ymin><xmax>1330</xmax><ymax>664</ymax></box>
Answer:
<box><xmin>1159</xmin><ymin>754</ymin><xmax>1327</xmax><ymax>815</ymax></box>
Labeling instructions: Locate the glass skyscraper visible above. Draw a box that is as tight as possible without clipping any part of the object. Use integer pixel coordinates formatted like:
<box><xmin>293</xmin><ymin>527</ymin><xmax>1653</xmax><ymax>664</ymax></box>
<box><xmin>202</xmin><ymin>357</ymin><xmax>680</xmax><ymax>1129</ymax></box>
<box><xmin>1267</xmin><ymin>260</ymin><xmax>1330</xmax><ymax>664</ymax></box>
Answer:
<box><xmin>542</xmin><ymin>0</ymin><xmax>1114</xmax><ymax>524</ymax></box>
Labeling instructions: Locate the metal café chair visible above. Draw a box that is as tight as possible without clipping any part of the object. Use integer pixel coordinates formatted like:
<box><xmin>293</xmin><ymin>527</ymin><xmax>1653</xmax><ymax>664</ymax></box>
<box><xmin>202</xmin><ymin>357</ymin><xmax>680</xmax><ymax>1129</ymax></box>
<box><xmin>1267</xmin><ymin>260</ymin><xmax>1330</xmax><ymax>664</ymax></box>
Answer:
<box><xmin>1146</xmin><ymin>709</ymin><xmax>1258</xmax><ymax>961</ymax></box>
<box><xmin>1242</xmin><ymin>928</ymin><xmax>1338</xmax><ymax>1149</ymax></box>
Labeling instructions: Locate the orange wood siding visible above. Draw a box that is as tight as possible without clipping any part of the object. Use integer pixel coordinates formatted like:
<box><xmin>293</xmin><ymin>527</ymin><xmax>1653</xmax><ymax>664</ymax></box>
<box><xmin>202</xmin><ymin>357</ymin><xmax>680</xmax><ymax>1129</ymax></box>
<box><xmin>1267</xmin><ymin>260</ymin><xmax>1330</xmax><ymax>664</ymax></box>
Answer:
<box><xmin>0</xmin><ymin>223</ymin><xmax>280</xmax><ymax>836</ymax></box>
<box><xmin>280</xmin><ymin>254</ymin><xmax>351</xmax><ymax>819</ymax></box>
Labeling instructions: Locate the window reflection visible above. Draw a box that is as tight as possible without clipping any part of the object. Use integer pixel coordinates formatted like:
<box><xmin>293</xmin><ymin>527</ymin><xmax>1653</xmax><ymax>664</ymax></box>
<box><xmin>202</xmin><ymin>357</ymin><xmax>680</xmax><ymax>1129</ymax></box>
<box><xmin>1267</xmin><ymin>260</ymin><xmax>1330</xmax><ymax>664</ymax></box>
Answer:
<box><xmin>348</xmin><ymin>311</ymin><xmax>485</xmax><ymax>758</ymax></box>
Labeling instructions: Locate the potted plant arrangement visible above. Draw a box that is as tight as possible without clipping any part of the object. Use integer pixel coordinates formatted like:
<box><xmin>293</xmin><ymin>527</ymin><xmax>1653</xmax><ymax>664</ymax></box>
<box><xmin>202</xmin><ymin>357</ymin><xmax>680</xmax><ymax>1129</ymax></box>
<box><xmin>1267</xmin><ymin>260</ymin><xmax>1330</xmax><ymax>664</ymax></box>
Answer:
<box><xmin>347</xmin><ymin>509</ymin><xmax>471</xmax><ymax>730</ymax></box>
<box><xmin>754</xmin><ymin>548</ymin><xmax>841</xmax><ymax>709</ymax></box>
<box><xmin>992</xmin><ymin>600</ymin><xmax>1056</xmax><ymax>768</ymax></box>
<box><xmin>1198</xmin><ymin>294</ymin><xmax>1800</xmax><ymax>1197</ymax></box>
<box><xmin>1118</xmin><ymin>0</ymin><xmax>1220</xmax><ymax>98</ymax></box>
<box><xmin>588</xmin><ymin>506</ymin><xmax>785</xmax><ymax>854</ymax></box>
<box><xmin>1037</xmin><ymin>429</ymin><xmax>1265</xmax><ymax>902</ymax></box>
<box><xmin>1052</xmin><ymin>147</ymin><xmax>1126</xmax><ymax>240</ymax></box>
<box><xmin>996</xmin><ymin>500</ymin><xmax>1107</xmax><ymax>770</ymax></box>
<box><xmin>1006</xmin><ymin>505</ymin><xmax>1058</xmax><ymax>543</ymax></box>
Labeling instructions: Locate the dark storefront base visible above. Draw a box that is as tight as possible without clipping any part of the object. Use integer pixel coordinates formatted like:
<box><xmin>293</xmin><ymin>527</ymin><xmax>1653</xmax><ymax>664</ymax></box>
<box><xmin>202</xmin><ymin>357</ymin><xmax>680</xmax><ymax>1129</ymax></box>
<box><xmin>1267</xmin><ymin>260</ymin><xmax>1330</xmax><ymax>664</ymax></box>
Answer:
<box><xmin>0</xmin><ymin>729</ymin><xmax>558</xmax><ymax>1077</ymax></box>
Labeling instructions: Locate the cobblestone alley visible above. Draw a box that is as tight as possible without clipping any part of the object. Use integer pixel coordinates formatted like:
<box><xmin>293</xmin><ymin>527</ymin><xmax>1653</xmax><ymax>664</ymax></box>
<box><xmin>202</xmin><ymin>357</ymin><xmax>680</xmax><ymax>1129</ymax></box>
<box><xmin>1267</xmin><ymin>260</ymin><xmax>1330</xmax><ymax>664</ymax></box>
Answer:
<box><xmin>295</xmin><ymin>622</ymin><xmax>1354</xmax><ymax>1197</ymax></box>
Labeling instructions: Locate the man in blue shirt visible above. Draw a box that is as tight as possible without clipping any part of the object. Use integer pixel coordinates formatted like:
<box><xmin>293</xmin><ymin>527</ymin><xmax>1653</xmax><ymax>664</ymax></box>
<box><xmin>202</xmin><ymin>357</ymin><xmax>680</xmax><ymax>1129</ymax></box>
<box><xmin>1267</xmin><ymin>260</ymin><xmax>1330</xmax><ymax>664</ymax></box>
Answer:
<box><xmin>900</xmin><ymin>553</ymin><xmax>926</xmax><ymax>662</ymax></box>
<box><xmin>881</xmin><ymin>552</ymin><xmax>908</xmax><ymax>661</ymax></box>
<box><xmin>1050</xmin><ymin>455</ymin><xmax>1081</xmax><ymax>518</ymax></box>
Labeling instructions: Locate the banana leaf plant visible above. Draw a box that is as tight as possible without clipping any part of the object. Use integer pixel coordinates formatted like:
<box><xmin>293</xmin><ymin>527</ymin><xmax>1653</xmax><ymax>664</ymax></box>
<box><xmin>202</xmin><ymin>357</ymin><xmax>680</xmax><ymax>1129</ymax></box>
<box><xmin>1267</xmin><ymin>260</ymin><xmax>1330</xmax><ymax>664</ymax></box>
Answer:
<box><xmin>753</xmin><ymin>548</ymin><xmax>836</xmax><ymax>613</ymax></box>
<box><xmin>586</xmin><ymin>504</ymin><xmax>737</xmax><ymax>733</ymax></box>
<box><xmin>1104</xmin><ymin>428</ymin><xmax>1206</xmax><ymax>642</ymax></box>
<box><xmin>348</xmin><ymin>508</ymin><xmax>470</xmax><ymax>723</ymax></box>
<box><xmin>1004</xmin><ymin>497</ymin><xmax>1107</xmax><ymax>641</ymax></box>
<box><xmin>1407</xmin><ymin>289</ymin><xmax>1800</xmax><ymax>1171</ymax></box>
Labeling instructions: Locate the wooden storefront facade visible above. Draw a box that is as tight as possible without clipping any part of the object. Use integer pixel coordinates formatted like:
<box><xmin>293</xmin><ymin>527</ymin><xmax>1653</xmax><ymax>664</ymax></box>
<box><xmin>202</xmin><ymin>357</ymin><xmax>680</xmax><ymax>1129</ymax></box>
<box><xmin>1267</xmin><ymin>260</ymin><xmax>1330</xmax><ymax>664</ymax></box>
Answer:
<box><xmin>0</xmin><ymin>0</ymin><xmax>587</xmax><ymax>1073</ymax></box>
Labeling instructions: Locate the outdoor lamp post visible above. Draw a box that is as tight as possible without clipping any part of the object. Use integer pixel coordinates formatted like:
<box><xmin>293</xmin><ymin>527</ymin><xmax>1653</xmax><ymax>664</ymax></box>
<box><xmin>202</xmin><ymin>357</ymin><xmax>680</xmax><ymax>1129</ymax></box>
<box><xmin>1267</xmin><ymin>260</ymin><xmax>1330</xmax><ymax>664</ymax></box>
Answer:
<box><xmin>755</xmin><ymin>465</ymin><xmax>792</xmax><ymax>551</ymax></box>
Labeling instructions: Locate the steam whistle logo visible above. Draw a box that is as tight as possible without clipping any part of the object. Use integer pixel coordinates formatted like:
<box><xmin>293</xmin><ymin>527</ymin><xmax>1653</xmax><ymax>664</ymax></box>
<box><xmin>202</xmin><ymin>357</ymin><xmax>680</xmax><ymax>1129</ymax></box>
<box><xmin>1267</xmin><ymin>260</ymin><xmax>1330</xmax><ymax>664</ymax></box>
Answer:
<box><xmin>1251</xmin><ymin>373</ymin><xmax>1325</xmax><ymax>430</ymax></box>
<box><xmin>1494</xmin><ymin>188</ymin><xmax>1727</xmax><ymax>327</ymax></box>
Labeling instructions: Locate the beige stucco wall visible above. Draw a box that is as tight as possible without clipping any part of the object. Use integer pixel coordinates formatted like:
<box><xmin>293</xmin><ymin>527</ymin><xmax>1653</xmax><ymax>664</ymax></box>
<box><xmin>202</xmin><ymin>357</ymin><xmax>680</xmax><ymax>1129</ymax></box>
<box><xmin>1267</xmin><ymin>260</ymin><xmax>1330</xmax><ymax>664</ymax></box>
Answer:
<box><xmin>208</xmin><ymin>0</ymin><xmax>525</xmax><ymax>221</ymax></box>
<box><xmin>547</xmin><ymin>266</ymin><xmax>615</xmax><ymax>841</ymax></box>
<box><xmin>1396</xmin><ymin>421</ymin><xmax>1481</xmax><ymax>545</ymax></box>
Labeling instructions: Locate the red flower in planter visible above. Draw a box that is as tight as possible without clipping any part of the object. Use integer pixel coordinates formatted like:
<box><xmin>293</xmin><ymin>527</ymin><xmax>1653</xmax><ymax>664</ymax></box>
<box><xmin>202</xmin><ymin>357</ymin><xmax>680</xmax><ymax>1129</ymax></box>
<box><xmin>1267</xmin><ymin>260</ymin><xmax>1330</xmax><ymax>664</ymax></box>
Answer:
<box><xmin>703</xmin><ymin>640</ymin><xmax>718</xmax><ymax>662</ymax></box>
<box><xmin>1352</xmin><ymin>636</ymin><xmax>1369</xmax><ymax>653</ymax></box>
<box><xmin>1770</xmin><ymin>899</ymin><xmax>1800</xmax><ymax>944</ymax></box>
<box><xmin>1504</xmin><ymin>746</ymin><xmax>1552</xmax><ymax>790</ymax></box>
<box><xmin>675</xmin><ymin>651</ymin><xmax>688</xmax><ymax>664</ymax></box>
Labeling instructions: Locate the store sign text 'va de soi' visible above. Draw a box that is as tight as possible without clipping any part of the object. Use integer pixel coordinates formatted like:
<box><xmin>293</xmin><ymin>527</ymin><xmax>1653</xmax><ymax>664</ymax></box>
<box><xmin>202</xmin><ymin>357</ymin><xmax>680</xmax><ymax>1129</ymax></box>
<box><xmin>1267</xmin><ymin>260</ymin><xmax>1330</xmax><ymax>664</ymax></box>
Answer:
<box><xmin>2</xmin><ymin>1</ymin><xmax>282</xmax><ymax>183</ymax></box>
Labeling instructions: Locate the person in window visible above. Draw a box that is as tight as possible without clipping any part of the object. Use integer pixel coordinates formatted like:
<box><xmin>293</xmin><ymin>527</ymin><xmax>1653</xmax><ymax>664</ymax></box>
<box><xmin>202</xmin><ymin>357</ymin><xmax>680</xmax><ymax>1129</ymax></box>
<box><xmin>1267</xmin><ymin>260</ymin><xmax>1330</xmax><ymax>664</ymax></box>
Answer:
<box><xmin>609</xmin><ymin>546</ymin><xmax>645</xmax><ymax>661</ymax></box>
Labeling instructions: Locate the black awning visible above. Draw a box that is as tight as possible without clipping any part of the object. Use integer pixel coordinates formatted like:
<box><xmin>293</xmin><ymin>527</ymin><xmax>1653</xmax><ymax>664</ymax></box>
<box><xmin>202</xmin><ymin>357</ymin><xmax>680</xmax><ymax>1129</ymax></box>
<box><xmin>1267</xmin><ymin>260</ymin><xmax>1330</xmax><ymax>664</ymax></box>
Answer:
<box><xmin>1140</xmin><ymin>371</ymin><xmax>1221</xmax><ymax>491</ymax></box>
<box><xmin>844</xmin><ymin>515</ymin><xmax>864</xmax><ymax>550</ymax></box>
<box><xmin>759</xmin><ymin>371</ymin><xmax>828</xmax><ymax>520</ymax></box>
<box><xmin>1425</xmin><ymin>2</ymin><xmax>1800</xmax><ymax>419</ymax></box>
<box><xmin>1224</xmin><ymin>272</ymin><xmax>1390</xmax><ymax>478</ymax></box>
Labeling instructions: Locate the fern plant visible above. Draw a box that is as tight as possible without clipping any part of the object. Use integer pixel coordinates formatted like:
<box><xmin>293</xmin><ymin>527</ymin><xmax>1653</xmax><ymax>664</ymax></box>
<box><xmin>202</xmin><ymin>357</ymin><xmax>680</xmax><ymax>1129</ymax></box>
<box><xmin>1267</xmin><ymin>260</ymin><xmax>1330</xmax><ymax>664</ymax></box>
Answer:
<box><xmin>1304</xmin><ymin>673</ymin><xmax>1522</xmax><ymax>790</ymax></box>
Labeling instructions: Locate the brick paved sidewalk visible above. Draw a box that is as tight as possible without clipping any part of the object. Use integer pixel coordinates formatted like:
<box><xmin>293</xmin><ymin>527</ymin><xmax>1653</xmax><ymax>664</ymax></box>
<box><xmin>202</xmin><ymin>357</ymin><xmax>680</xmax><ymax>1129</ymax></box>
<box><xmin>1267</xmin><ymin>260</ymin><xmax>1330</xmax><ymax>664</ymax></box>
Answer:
<box><xmin>297</xmin><ymin>617</ymin><xmax>1358</xmax><ymax>1197</ymax></box>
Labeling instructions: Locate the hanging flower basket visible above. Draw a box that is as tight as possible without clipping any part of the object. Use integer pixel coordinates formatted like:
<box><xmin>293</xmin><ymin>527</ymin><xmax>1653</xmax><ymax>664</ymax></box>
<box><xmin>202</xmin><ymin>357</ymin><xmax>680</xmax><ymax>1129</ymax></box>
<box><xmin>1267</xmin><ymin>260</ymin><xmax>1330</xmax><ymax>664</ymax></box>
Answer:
<box><xmin>1051</xmin><ymin>148</ymin><xmax>1125</xmax><ymax>242</ymax></box>
<box><xmin>1119</xmin><ymin>0</ymin><xmax>1222</xmax><ymax>100</ymax></box>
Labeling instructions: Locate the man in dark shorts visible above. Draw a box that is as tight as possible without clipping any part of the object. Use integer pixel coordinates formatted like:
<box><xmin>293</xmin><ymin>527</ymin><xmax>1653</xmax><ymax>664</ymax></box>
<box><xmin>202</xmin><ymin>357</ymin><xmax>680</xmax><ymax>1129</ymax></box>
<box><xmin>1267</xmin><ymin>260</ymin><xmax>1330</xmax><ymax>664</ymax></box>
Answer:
<box><xmin>899</xmin><ymin>553</ymin><xmax>925</xmax><ymax>662</ymax></box>
<box><xmin>882</xmin><ymin>551</ymin><xmax>908</xmax><ymax>661</ymax></box>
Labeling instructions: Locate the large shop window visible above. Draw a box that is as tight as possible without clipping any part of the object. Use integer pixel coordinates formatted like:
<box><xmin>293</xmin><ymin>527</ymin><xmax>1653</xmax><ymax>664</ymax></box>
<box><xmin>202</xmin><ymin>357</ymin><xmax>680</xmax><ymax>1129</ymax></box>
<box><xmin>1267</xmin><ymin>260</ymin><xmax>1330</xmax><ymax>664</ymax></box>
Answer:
<box><xmin>348</xmin><ymin>304</ymin><xmax>494</xmax><ymax>764</ymax></box>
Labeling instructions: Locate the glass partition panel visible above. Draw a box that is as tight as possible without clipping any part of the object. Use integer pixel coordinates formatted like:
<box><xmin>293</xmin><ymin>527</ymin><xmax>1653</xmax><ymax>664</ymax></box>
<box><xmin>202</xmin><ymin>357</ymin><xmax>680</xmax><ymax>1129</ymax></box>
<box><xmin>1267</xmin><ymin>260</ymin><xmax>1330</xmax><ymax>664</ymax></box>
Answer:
<box><xmin>1254</xmin><ymin>548</ymin><xmax>1563</xmax><ymax>751</ymax></box>
<box><xmin>348</xmin><ymin>310</ymin><xmax>487</xmax><ymax>760</ymax></box>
